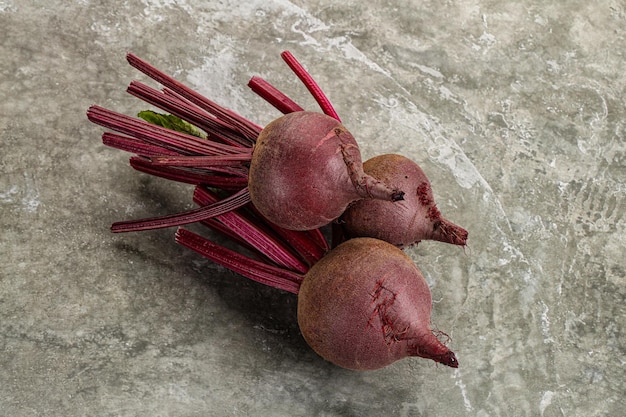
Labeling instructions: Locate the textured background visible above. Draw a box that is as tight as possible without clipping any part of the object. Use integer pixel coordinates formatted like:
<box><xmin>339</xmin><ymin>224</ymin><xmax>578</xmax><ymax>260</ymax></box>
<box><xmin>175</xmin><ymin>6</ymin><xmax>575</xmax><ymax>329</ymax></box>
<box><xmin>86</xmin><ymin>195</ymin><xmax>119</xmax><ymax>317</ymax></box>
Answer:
<box><xmin>1</xmin><ymin>1</ymin><xmax>624</xmax><ymax>416</ymax></box>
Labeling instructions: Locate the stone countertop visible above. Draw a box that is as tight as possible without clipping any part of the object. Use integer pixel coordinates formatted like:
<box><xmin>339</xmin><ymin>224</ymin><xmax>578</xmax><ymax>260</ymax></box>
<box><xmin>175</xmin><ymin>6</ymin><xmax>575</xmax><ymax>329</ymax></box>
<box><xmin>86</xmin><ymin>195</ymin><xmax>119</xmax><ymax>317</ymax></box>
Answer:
<box><xmin>1</xmin><ymin>1</ymin><xmax>624</xmax><ymax>416</ymax></box>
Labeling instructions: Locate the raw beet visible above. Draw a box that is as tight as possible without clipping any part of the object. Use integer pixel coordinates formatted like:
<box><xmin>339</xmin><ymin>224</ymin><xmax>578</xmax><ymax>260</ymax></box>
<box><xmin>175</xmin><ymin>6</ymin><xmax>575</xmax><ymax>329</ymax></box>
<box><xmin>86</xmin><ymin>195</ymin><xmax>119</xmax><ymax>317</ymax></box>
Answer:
<box><xmin>341</xmin><ymin>154</ymin><xmax>468</xmax><ymax>248</ymax></box>
<box><xmin>249</xmin><ymin>112</ymin><xmax>404</xmax><ymax>230</ymax></box>
<box><xmin>89</xmin><ymin>51</ymin><xmax>463</xmax><ymax>373</ymax></box>
<box><xmin>297</xmin><ymin>237</ymin><xmax>458</xmax><ymax>370</ymax></box>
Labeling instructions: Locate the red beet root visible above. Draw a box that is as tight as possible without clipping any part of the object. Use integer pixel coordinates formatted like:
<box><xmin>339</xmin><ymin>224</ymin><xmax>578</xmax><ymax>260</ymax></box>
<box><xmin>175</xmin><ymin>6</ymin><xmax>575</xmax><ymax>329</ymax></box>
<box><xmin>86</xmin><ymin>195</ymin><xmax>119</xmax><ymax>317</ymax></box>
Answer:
<box><xmin>298</xmin><ymin>237</ymin><xmax>458</xmax><ymax>370</ymax></box>
<box><xmin>341</xmin><ymin>154</ymin><xmax>468</xmax><ymax>248</ymax></box>
<box><xmin>249</xmin><ymin>112</ymin><xmax>404</xmax><ymax>230</ymax></box>
<box><xmin>176</xmin><ymin>225</ymin><xmax>457</xmax><ymax>370</ymax></box>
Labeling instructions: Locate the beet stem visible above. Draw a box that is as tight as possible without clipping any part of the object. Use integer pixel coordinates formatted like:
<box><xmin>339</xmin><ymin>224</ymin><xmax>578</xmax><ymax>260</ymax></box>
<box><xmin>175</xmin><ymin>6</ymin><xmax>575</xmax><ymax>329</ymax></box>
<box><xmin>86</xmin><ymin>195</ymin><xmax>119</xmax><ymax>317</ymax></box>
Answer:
<box><xmin>126</xmin><ymin>53</ymin><xmax>262</xmax><ymax>142</ymax></box>
<box><xmin>193</xmin><ymin>186</ymin><xmax>309</xmax><ymax>274</ymax></box>
<box><xmin>102</xmin><ymin>132</ymin><xmax>180</xmax><ymax>157</ymax></box>
<box><xmin>305</xmin><ymin>228</ymin><xmax>330</xmax><ymax>252</ymax></box>
<box><xmin>245</xmin><ymin>204</ymin><xmax>329</xmax><ymax>266</ymax></box>
<box><xmin>248</xmin><ymin>76</ymin><xmax>305</xmax><ymax>114</ymax></box>
<box><xmin>111</xmin><ymin>187</ymin><xmax>251</xmax><ymax>233</ymax></box>
<box><xmin>175</xmin><ymin>228</ymin><xmax>303</xmax><ymax>294</ymax></box>
<box><xmin>129</xmin><ymin>157</ymin><xmax>248</xmax><ymax>189</ymax></box>
<box><xmin>128</xmin><ymin>81</ymin><xmax>254</xmax><ymax>148</ymax></box>
<box><xmin>280</xmin><ymin>51</ymin><xmax>341</xmax><ymax>122</ymax></box>
<box><xmin>87</xmin><ymin>105</ymin><xmax>244</xmax><ymax>156</ymax></box>
<box><xmin>147</xmin><ymin>153</ymin><xmax>252</xmax><ymax>167</ymax></box>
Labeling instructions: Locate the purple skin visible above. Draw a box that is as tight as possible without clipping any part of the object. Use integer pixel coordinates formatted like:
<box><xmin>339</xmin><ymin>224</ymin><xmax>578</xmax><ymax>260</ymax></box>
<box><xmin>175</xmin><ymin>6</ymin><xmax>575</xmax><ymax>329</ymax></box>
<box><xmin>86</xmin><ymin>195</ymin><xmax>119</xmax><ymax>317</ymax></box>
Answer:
<box><xmin>297</xmin><ymin>237</ymin><xmax>458</xmax><ymax>371</ymax></box>
<box><xmin>249</xmin><ymin>112</ymin><xmax>403</xmax><ymax>231</ymax></box>
<box><xmin>341</xmin><ymin>154</ymin><xmax>468</xmax><ymax>248</ymax></box>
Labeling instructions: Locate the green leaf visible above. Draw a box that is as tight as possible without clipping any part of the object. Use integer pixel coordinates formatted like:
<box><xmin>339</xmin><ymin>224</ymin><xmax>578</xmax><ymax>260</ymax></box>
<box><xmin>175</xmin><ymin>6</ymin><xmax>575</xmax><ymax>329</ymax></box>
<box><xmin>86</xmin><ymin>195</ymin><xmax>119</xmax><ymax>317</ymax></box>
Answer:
<box><xmin>138</xmin><ymin>110</ymin><xmax>206</xmax><ymax>139</ymax></box>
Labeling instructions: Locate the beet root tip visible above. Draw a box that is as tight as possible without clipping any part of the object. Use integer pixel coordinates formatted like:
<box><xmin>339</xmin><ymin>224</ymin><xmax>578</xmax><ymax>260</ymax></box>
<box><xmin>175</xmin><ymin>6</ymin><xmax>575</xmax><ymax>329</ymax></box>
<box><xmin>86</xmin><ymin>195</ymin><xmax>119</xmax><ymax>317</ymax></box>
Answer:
<box><xmin>438</xmin><ymin>351</ymin><xmax>459</xmax><ymax>368</ymax></box>
<box><xmin>432</xmin><ymin>218</ymin><xmax>468</xmax><ymax>247</ymax></box>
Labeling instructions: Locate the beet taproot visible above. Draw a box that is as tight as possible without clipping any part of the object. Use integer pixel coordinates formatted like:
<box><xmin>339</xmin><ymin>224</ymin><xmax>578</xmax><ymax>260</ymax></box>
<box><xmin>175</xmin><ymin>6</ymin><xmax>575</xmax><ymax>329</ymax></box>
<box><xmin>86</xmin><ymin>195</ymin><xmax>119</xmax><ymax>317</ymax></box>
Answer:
<box><xmin>297</xmin><ymin>237</ymin><xmax>458</xmax><ymax>370</ymax></box>
<box><xmin>341</xmin><ymin>154</ymin><xmax>468</xmax><ymax>248</ymax></box>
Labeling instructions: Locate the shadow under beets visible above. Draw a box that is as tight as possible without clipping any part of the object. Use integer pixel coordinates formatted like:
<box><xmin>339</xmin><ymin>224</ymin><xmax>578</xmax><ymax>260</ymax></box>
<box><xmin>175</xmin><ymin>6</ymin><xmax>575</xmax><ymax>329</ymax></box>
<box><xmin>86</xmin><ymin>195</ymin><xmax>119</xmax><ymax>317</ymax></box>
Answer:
<box><xmin>106</xmin><ymin>173</ymin><xmax>315</xmax><ymax>355</ymax></box>
<box><xmin>194</xmin><ymin>251</ymin><xmax>308</xmax><ymax>351</ymax></box>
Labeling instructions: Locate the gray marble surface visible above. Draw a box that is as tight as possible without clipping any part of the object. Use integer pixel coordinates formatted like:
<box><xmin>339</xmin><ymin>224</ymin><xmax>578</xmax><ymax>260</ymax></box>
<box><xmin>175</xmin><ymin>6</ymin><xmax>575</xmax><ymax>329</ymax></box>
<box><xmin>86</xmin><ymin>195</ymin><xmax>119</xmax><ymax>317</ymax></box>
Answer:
<box><xmin>1</xmin><ymin>1</ymin><xmax>624</xmax><ymax>416</ymax></box>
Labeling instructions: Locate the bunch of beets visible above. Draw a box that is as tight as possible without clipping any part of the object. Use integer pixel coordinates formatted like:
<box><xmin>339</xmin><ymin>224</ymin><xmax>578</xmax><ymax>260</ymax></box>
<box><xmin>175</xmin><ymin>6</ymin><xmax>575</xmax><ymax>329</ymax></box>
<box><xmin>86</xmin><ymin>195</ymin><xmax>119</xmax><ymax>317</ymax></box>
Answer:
<box><xmin>87</xmin><ymin>51</ymin><xmax>468</xmax><ymax>371</ymax></box>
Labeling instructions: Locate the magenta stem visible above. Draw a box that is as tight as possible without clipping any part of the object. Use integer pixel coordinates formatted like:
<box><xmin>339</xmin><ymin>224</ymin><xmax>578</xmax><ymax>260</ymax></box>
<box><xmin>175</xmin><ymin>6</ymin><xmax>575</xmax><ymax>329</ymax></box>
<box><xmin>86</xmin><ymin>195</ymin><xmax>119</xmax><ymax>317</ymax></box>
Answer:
<box><xmin>102</xmin><ymin>132</ymin><xmax>180</xmax><ymax>157</ymax></box>
<box><xmin>127</xmin><ymin>53</ymin><xmax>262</xmax><ymax>141</ymax></box>
<box><xmin>246</xmin><ymin>204</ymin><xmax>329</xmax><ymax>265</ymax></box>
<box><xmin>175</xmin><ymin>228</ymin><xmax>303</xmax><ymax>294</ymax></box>
<box><xmin>305</xmin><ymin>228</ymin><xmax>330</xmax><ymax>252</ymax></box>
<box><xmin>193</xmin><ymin>186</ymin><xmax>309</xmax><ymax>274</ymax></box>
<box><xmin>248</xmin><ymin>76</ymin><xmax>305</xmax><ymax>114</ymax></box>
<box><xmin>87</xmin><ymin>105</ymin><xmax>245</xmax><ymax>156</ymax></box>
<box><xmin>194</xmin><ymin>185</ymin><xmax>327</xmax><ymax>268</ymax></box>
<box><xmin>128</xmin><ymin>81</ymin><xmax>254</xmax><ymax>148</ymax></box>
<box><xmin>111</xmin><ymin>187</ymin><xmax>251</xmax><ymax>233</ymax></box>
<box><xmin>146</xmin><ymin>153</ymin><xmax>252</xmax><ymax>167</ymax></box>
<box><xmin>129</xmin><ymin>157</ymin><xmax>248</xmax><ymax>190</ymax></box>
<box><xmin>280</xmin><ymin>51</ymin><xmax>341</xmax><ymax>122</ymax></box>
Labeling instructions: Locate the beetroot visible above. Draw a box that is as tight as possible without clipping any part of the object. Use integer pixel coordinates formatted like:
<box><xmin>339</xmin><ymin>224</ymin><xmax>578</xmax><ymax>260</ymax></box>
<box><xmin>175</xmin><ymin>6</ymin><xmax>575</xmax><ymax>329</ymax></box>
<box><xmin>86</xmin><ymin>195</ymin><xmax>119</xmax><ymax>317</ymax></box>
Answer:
<box><xmin>297</xmin><ymin>237</ymin><xmax>457</xmax><ymax>370</ymax></box>
<box><xmin>176</xmin><ymin>222</ymin><xmax>458</xmax><ymax>370</ymax></box>
<box><xmin>249</xmin><ymin>112</ymin><xmax>403</xmax><ymax>230</ymax></box>
<box><xmin>341</xmin><ymin>154</ymin><xmax>468</xmax><ymax>248</ymax></box>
